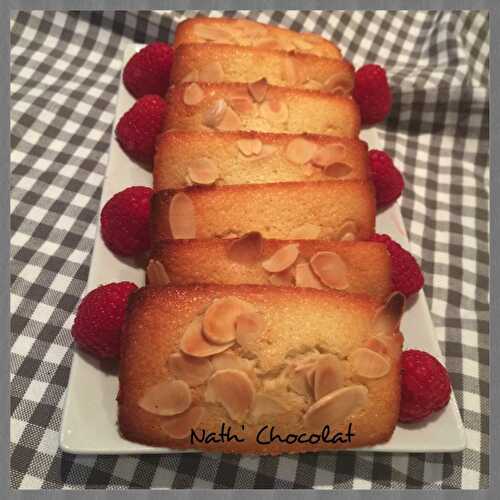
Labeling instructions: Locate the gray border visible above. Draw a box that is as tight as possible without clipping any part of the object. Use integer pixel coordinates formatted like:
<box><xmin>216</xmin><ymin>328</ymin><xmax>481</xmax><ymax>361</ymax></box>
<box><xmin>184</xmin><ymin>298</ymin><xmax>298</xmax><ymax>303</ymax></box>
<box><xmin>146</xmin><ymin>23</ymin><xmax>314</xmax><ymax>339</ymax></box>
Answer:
<box><xmin>4</xmin><ymin>0</ymin><xmax>495</xmax><ymax>497</ymax></box>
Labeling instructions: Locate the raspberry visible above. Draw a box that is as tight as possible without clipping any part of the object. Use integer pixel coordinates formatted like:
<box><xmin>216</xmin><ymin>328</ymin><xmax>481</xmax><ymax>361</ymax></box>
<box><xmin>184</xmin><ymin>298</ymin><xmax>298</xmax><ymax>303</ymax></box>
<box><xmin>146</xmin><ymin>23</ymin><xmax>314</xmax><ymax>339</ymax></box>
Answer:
<box><xmin>123</xmin><ymin>42</ymin><xmax>174</xmax><ymax>98</ymax></box>
<box><xmin>100</xmin><ymin>186</ymin><xmax>153</xmax><ymax>257</ymax></box>
<box><xmin>71</xmin><ymin>282</ymin><xmax>138</xmax><ymax>359</ymax></box>
<box><xmin>116</xmin><ymin>95</ymin><xmax>166</xmax><ymax>164</ymax></box>
<box><xmin>368</xmin><ymin>149</ymin><xmax>404</xmax><ymax>206</ymax></box>
<box><xmin>353</xmin><ymin>64</ymin><xmax>392</xmax><ymax>125</ymax></box>
<box><xmin>371</xmin><ymin>233</ymin><xmax>424</xmax><ymax>297</ymax></box>
<box><xmin>399</xmin><ymin>349</ymin><xmax>452</xmax><ymax>423</ymax></box>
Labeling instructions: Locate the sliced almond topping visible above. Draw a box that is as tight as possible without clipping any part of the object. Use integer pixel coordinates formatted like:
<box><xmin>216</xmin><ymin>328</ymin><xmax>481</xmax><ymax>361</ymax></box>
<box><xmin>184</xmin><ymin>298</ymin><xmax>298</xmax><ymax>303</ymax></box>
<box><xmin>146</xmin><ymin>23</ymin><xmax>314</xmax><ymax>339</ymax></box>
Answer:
<box><xmin>187</xmin><ymin>157</ymin><xmax>219</xmax><ymax>185</ymax></box>
<box><xmin>324</xmin><ymin>75</ymin><xmax>354</xmax><ymax>95</ymax></box>
<box><xmin>235</xmin><ymin>312</ymin><xmax>265</xmax><ymax>347</ymax></box>
<box><xmin>303</xmin><ymin>79</ymin><xmax>324</xmax><ymax>90</ymax></box>
<box><xmin>260</xmin><ymin>99</ymin><xmax>289</xmax><ymax>124</ymax></box>
<box><xmin>252</xmin><ymin>394</ymin><xmax>288</xmax><ymax>420</ymax></box>
<box><xmin>254</xmin><ymin>36</ymin><xmax>281</xmax><ymax>50</ymax></box>
<box><xmin>205</xmin><ymin>369</ymin><xmax>255</xmax><ymax>422</ymax></box>
<box><xmin>304</xmin><ymin>385</ymin><xmax>368</xmax><ymax>429</ymax></box>
<box><xmin>146</xmin><ymin>259</ymin><xmax>170</xmax><ymax>285</ymax></box>
<box><xmin>282</xmin><ymin>57</ymin><xmax>298</xmax><ymax>85</ymax></box>
<box><xmin>211</xmin><ymin>351</ymin><xmax>248</xmax><ymax>372</ymax></box>
<box><xmin>240</xmin><ymin>144</ymin><xmax>277</xmax><ymax>162</ymax></box>
<box><xmin>310</xmin><ymin>251</ymin><xmax>349</xmax><ymax>289</ymax></box>
<box><xmin>295</xmin><ymin>262</ymin><xmax>324</xmax><ymax>289</ymax></box>
<box><xmin>216</xmin><ymin>105</ymin><xmax>242</xmax><ymax>131</ymax></box>
<box><xmin>288</xmin><ymin>370</ymin><xmax>311</xmax><ymax>396</ymax></box>
<box><xmin>181</xmin><ymin>69</ymin><xmax>200</xmax><ymax>83</ymax></box>
<box><xmin>193</xmin><ymin>23</ymin><xmax>233</xmax><ymax>42</ymax></box>
<box><xmin>161</xmin><ymin>405</ymin><xmax>205</xmax><ymax>439</ymax></box>
<box><xmin>180</xmin><ymin>316</ymin><xmax>233</xmax><ymax>357</ymax></box>
<box><xmin>373</xmin><ymin>292</ymin><xmax>406</xmax><ymax>335</ymax></box>
<box><xmin>337</xmin><ymin>220</ymin><xmax>358</xmax><ymax>241</ymax></box>
<box><xmin>262</xmin><ymin>243</ymin><xmax>300</xmax><ymax>273</ymax></box>
<box><xmin>198</xmin><ymin>61</ymin><xmax>225</xmax><ymax>82</ymax></box>
<box><xmin>248</xmin><ymin>78</ymin><xmax>268</xmax><ymax>103</ymax></box>
<box><xmin>285</xmin><ymin>137</ymin><xmax>318</xmax><ymax>165</ymax></box>
<box><xmin>183</xmin><ymin>82</ymin><xmax>204</xmax><ymax>106</ymax></box>
<box><xmin>228</xmin><ymin>96</ymin><xmax>255</xmax><ymax>114</ymax></box>
<box><xmin>350</xmin><ymin>347</ymin><xmax>391</xmax><ymax>379</ymax></box>
<box><xmin>313</xmin><ymin>355</ymin><xmax>345</xmax><ymax>400</ymax></box>
<box><xmin>293</xmin><ymin>38</ymin><xmax>314</xmax><ymax>51</ymax></box>
<box><xmin>288</xmin><ymin>223</ymin><xmax>322</xmax><ymax>239</ymax></box>
<box><xmin>203</xmin><ymin>297</ymin><xmax>255</xmax><ymax>345</ymax></box>
<box><xmin>324</xmin><ymin>162</ymin><xmax>353</xmax><ymax>178</ymax></box>
<box><xmin>267</xmin><ymin>268</ymin><xmax>295</xmax><ymax>286</ymax></box>
<box><xmin>227</xmin><ymin>231</ymin><xmax>263</xmax><ymax>264</ymax></box>
<box><xmin>138</xmin><ymin>380</ymin><xmax>191</xmax><ymax>416</ymax></box>
<box><xmin>236</xmin><ymin>138</ymin><xmax>263</xmax><ymax>156</ymax></box>
<box><xmin>169</xmin><ymin>193</ymin><xmax>196</xmax><ymax>239</ymax></box>
<box><xmin>168</xmin><ymin>352</ymin><xmax>213</xmax><ymax>387</ymax></box>
<box><xmin>202</xmin><ymin>99</ymin><xmax>227</xmax><ymax>128</ymax></box>
<box><xmin>311</xmin><ymin>143</ymin><xmax>346</xmax><ymax>167</ymax></box>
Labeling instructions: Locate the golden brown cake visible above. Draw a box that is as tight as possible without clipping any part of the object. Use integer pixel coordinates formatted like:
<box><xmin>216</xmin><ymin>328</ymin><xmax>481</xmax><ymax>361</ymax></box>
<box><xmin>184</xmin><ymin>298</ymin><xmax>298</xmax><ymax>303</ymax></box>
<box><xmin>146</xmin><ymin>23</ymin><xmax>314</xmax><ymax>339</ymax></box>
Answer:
<box><xmin>170</xmin><ymin>43</ymin><xmax>354</xmax><ymax>94</ymax></box>
<box><xmin>153</xmin><ymin>130</ymin><xmax>369</xmax><ymax>190</ymax></box>
<box><xmin>119</xmin><ymin>285</ymin><xmax>404</xmax><ymax>453</ymax></box>
<box><xmin>163</xmin><ymin>82</ymin><xmax>361</xmax><ymax>138</ymax></box>
<box><xmin>148</xmin><ymin>238</ymin><xmax>392</xmax><ymax>300</ymax></box>
<box><xmin>150</xmin><ymin>180</ymin><xmax>376</xmax><ymax>244</ymax></box>
<box><xmin>173</xmin><ymin>17</ymin><xmax>342</xmax><ymax>59</ymax></box>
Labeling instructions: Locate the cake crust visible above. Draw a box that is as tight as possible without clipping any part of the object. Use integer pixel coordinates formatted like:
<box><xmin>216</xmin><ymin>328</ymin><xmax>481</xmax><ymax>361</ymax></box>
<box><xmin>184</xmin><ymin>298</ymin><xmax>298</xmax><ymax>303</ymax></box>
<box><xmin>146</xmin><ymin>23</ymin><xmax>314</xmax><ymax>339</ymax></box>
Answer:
<box><xmin>153</xmin><ymin>130</ymin><xmax>369</xmax><ymax>190</ymax></box>
<box><xmin>119</xmin><ymin>285</ymin><xmax>402</xmax><ymax>454</ymax></box>
<box><xmin>173</xmin><ymin>17</ymin><xmax>342</xmax><ymax>59</ymax></box>
<box><xmin>163</xmin><ymin>82</ymin><xmax>361</xmax><ymax>138</ymax></box>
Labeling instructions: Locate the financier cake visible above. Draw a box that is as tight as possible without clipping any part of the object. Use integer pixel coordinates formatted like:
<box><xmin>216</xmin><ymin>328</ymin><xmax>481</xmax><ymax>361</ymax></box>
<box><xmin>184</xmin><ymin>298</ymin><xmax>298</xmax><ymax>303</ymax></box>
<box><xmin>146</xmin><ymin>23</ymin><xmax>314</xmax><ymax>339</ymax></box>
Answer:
<box><xmin>173</xmin><ymin>17</ymin><xmax>343</xmax><ymax>59</ymax></box>
<box><xmin>154</xmin><ymin>130</ymin><xmax>368</xmax><ymax>190</ymax></box>
<box><xmin>163</xmin><ymin>81</ymin><xmax>361</xmax><ymax>138</ymax></box>
<box><xmin>118</xmin><ymin>285</ymin><xmax>404</xmax><ymax>454</ymax></box>
<box><xmin>147</xmin><ymin>238</ymin><xmax>393</xmax><ymax>300</ymax></box>
<box><xmin>150</xmin><ymin>180</ymin><xmax>376</xmax><ymax>243</ymax></box>
<box><xmin>170</xmin><ymin>43</ymin><xmax>354</xmax><ymax>94</ymax></box>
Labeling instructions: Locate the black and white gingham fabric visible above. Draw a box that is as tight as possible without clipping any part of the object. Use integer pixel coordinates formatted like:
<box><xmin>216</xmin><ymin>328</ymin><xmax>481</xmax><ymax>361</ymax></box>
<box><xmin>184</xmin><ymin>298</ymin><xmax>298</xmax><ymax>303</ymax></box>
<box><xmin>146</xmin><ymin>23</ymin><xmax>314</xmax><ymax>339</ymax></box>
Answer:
<box><xmin>10</xmin><ymin>10</ymin><xmax>489</xmax><ymax>489</ymax></box>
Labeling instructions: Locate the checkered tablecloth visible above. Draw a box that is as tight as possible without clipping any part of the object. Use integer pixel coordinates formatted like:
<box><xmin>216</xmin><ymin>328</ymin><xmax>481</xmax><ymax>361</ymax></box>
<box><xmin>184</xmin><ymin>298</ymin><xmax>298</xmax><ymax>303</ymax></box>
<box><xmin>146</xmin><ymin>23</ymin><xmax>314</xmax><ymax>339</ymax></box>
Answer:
<box><xmin>10</xmin><ymin>10</ymin><xmax>489</xmax><ymax>489</ymax></box>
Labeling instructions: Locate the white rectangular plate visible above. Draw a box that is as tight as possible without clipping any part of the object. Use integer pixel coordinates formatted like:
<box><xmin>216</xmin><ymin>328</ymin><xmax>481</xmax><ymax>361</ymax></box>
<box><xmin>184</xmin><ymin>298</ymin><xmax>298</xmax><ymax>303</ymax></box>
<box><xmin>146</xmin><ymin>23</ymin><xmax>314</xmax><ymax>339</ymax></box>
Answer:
<box><xmin>60</xmin><ymin>44</ymin><xmax>466</xmax><ymax>455</ymax></box>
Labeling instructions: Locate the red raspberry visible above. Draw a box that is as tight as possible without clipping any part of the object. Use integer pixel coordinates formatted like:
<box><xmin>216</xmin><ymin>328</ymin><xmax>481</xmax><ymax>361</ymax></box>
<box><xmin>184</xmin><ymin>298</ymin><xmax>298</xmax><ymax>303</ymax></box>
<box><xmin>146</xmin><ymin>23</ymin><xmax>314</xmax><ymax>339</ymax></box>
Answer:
<box><xmin>71</xmin><ymin>282</ymin><xmax>138</xmax><ymax>359</ymax></box>
<box><xmin>399</xmin><ymin>349</ymin><xmax>452</xmax><ymax>423</ymax></box>
<box><xmin>371</xmin><ymin>233</ymin><xmax>424</xmax><ymax>297</ymax></box>
<box><xmin>116</xmin><ymin>95</ymin><xmax>166</xmax><ymax>164</ymax></box>
<box><xmin>123</xmin><ymin>42</ymin><xmax>174</xmax><ymax>98</ymax></box>
<box><xmin>353</xmin><ymin>64</ymin><xmax>392</xmax><ymax>125</ymax></box>
<box><xmin>101</xmin><ymin>186</ymin><xmax>153</xmax><ymax>256</ymax></box>
<box><xmin>368</xmin><ymin>149</ymin><xmax>405</xmax><ymax>206</ymax></box>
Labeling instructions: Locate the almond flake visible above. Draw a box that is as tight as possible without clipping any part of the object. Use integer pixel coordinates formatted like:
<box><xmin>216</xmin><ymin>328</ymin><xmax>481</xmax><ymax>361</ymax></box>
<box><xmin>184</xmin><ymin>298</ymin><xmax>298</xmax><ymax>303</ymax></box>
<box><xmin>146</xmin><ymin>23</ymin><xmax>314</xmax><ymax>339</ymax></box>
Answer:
<box><xmin>236</xmin><ymin>138</ymin><xmax>263</xmax><ymax>156</ymax></box>
<box><xmin>227</xmin><ymin>231</ymin><xmax>263</xmax><ymax>264</ymax></box>
<box><xmin>295</xmin><ymin>262</ymin><xmax>324</xmax><ymax>289</ymax></box>
<box><xmin>267</xmin><ymin>268</ymin><xmax>295</xmax><ymax>286</ymax></box>
<box><xmin>161</xmin><ymin>405</ymin><xmax>205</xmax><ymax>439</ymax></box>
<box><xmin>146</xmin><ymin>259</ymin><xmax>170</xmax><ymax>285</ymax></box>
<box><xmin>303</xmin><ymin>385</ymin><xmax>368</xmax><ymax>429</ymax></box>
<box><xmin>324</xmin><ymin>75</ymin><xmax>354</xmax><ymax>95</ymax></box>
<box><xmin>187</xmin><ymin>157</ymin><xmax>219</xmax><ymax>185</ymax></box>
<box><xmin>168</xmin><ymin>352</ymin><xmax>213</xmax><ymax>387</ymax></box>
<box><xmin>337</xmin><ymin>220</ymin><xmax>358</xmax><ymax>241</ymax></box>
<box><xmin>202</xmin><ymin>99</ymin><xmax>227</xmax><ymax>128</ymax></box>
<box><xmin>205</xmin><ymin>369</ymin><xmax>255</xmax><ymax>422</ymax></box>
<box><xmin>183</xmin><ymin>82</ymin><xmax>204</xmax><ymax>106</ymax></box>
<box><xmin>211</xmin><ymin>351</ymin><xmax>255</xmax><ymax>373</ymax></box>
<box><xmin>181</xmin><ymin>69</ymin><xmax>200</xmax><ymax>83</ymax></box>
<box><xmin>169</xmin><ymin>193</ymin><xmax>196</xmax><ymax>239</ymax></box>
<box><xmin>138</xmin><ymin>379</ymin><xmax>192</xmax><ymax>416</ymax></box>
<box><xmin>324</xmin><ymin>162</ymin><xmax>352</xmax><ymax>178</ymax></box>
<box><xmin>262</xmin><ymin>243</ymin><xmax>300</xmax><ymax>273</ymax></box>
<box><xmin>285</xmin><ymin>137</ymin><xmax>318</xmax><ymax>165</ymax></box>
<box><xmin>313</xmin><ymin>355</ymin><xmax>345</xmax><ymax>400</ymax></box>
<box><xmin>373</xmin><ymin>292</ymin><xmax>406</xmax><ymax>335</ymax></box>
<box><xmin>203</xmin><ymin>297</ymin><xmax>255</xmax><ymax>345</ymax></box>
<box><xmin>260</xmin><ymin>98</ymin><xmax>289</xmax><ymax>124</ymax></box>
<box><xmin>235</xmin><ymin>312</ymin><xmax>265</xmax><ymax>347</ymax></box>
<box><xmin>180</xmin><ymin>316</ymin><xmax>234</xmax><ymax>357</ymax></box>
<box><xmin>240</xmin><ymin>144</ymin><xmax>277</xmax><ymax>162</ymax></box>
<box><xmin>228</xmin><ymin>96</ymin><xmax>255</xmax><ymax>114</ymax></box>
<box><xmin>216</xmin><ymin>105</ymin><xmax>242</xmax><ymax>131</ymax></box>
<box><xmin>198</xmin><ymin>61</ymin><xmax>225</xmax><ymax>82</ymax></box>
<box><xmin>248</xmin><ymin>78</ymin><xmax>269</xmax><ymax>103</ymax></box>
<box><xmin>251</xmin><ymin>394</ymin><xmax>288</xmax><ymax>420</ymax></box>
<box><xmin>311</xmin><ymin>143</ymin><xmax>346</xmax><ymax>167</ymax></box>
<box><xmin>350</xmin><ymin>347</ymin><xmax>391</xmax><ymax>379</ymax></box>
<box><xmin>310</xmin><ymin>251</ymin><xmax>349</xmax><ymax>289</ymax></box>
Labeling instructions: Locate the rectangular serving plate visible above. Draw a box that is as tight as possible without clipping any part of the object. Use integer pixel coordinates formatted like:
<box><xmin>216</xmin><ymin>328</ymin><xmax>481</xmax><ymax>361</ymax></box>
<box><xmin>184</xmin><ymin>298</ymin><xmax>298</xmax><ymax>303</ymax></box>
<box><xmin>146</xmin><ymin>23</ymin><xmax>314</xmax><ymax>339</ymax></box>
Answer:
<box><xmin>60</xmin><ymin>44</ymin><xmax>466</xmax><ymax>455</ymax></box>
